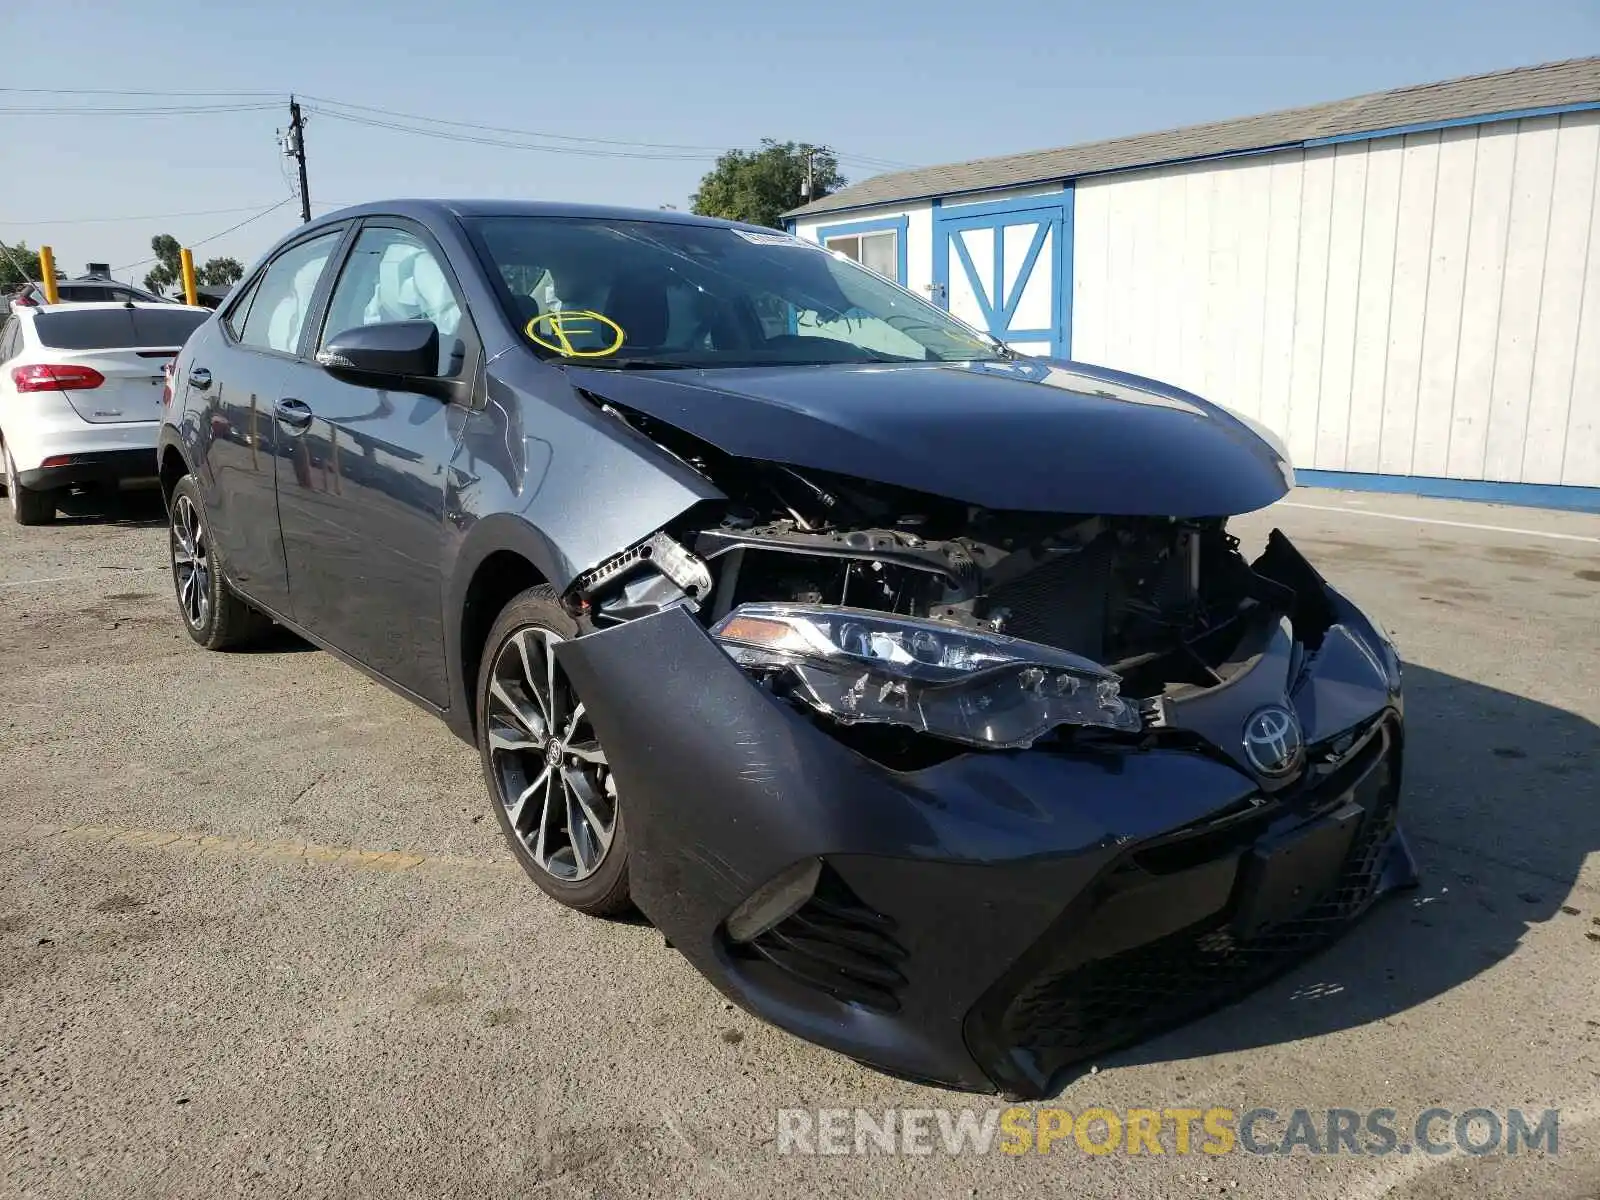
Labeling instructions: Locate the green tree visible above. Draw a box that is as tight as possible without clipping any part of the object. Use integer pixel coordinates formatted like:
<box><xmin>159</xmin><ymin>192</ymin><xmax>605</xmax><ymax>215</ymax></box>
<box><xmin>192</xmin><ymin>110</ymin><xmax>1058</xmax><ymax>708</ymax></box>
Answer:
<box><xmin>690</xmin><ymin>140</ymin><xmax>845</xmax><ymax>229</ymax></box>
<box><xmin>198</xmin><ymin>257</ymin><xmax>243</xmax><ymax>287</ymax></box>
<box><xmin>0</xmin><ymin>240</ymin><xmax>45</xmax><ymax>290</ymax></box>
<box><xmin>142</xmin><ymin>234</ymin><xmax>183</xmax><ymax>296</ymax></box>
<box><xmin>142</xmin><ymin>235</ymin><xmax>245</xmax><ymax>295</ymax></box>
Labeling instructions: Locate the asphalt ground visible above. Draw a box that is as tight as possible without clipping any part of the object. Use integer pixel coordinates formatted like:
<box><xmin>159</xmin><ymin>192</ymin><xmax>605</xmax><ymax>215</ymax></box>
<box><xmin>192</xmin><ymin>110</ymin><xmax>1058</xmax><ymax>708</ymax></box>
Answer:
<box><xmin>1</xmin><ymin>485</ymin><xmax>1597</xmax><ymax>1199</ymax></box>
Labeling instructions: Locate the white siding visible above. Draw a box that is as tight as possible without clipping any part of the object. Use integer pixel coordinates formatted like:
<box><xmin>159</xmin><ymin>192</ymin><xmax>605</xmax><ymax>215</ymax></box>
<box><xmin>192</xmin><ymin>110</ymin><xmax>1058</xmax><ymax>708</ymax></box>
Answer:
<box><xmin>1073</xmin><ymin>110</ymin><xmax>1600</xmax><ymax>487</ymax></box>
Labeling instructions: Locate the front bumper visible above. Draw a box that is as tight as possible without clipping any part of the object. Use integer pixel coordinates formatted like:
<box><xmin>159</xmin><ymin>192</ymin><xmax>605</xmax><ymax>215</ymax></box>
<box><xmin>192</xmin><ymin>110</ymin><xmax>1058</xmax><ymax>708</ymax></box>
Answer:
<box><xmin>555</xmin><ymin>535</ymin><xmax>1413</xmax><ymax>1097</ymax></box>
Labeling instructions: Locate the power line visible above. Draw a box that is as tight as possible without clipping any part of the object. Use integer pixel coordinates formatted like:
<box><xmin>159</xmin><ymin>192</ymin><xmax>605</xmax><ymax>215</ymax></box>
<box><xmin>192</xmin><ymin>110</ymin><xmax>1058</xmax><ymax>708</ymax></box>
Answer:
<box><xmin>113</xmin><ymin>198</ymin><xmax>296</xmax><ymax>272</ymax></box>
<box><xmin>2</xmin><ymin>203</ymin><xmax>292</xmax><ymax>227</ymax></box>
<box><xmin>836</xmin><ymin>153</ymin><xmax>920</xmax><ymax>171</ymax></box>
<box><xmin>0</xmin><ymin>86</ymin><xmax>282</xmax><ymax>98</ymax></box>
<box><xmin>300</xmin><ymin>94</ymin><xmax>730</xmax><ymax>153</ymax></box>
<box><xmin>302</xmin><ymin>105</ymin><xmax>717</xmax><ymax>161</ymax></box>
<box><xmin>302</xmin><ymin>95</ymin><xmax>921</xmax><ymax>169</ymax></box>
<box><xmin>0</xmin><ymin>102</ymin><xmax>279</xmax><ymax>116</ymax></box>
<box><xmin>0</xmin><ymin>83</ymin><xmax>918</xmax><ymax>171</ymax></box>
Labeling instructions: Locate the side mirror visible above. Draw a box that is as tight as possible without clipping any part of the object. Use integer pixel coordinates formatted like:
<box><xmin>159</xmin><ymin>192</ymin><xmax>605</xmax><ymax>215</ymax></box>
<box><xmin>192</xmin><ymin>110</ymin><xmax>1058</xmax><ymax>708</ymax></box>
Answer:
<box><xmin>316</xmin><ymin>320</ymin><xmax>440</xmax><ymax>384</ymax></box>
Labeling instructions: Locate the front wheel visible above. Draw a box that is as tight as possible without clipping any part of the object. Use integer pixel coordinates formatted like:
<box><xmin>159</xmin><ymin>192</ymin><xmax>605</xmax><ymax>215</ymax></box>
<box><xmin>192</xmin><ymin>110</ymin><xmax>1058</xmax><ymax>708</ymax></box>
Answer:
<box><xmin>477</xmin><ymin>585</ymin><xmax>631</xmax><ymax>917</ymax></box>
<box><xmin>168</xmin><ymin>475</ymin><xmax>271</xmax><ymax>649</ymax></box>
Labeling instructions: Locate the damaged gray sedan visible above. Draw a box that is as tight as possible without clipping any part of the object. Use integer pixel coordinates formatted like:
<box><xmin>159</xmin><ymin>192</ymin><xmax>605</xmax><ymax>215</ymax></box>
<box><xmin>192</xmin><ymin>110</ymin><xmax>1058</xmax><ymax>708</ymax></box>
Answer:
<box><xmin>158</xmin><ymin>200</ymin><xmax>1415</xmax><ymax>1098</ymax></box>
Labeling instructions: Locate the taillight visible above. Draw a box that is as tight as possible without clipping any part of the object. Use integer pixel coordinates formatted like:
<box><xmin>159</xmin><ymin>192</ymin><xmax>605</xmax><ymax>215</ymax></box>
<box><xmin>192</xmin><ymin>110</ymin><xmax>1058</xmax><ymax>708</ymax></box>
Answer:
<box><xmin>161</xmin><ymin>360</ymin><xmax>176</xmax><ymax>408</ymax></box>
<box><xmin>11</xmin><ymin>364</ymin><xmax>105</xmax><ymax>393</ymax></box>
<box><xmin>12</xmin><ymin>295</ymin><xmax>37</xmax><ymax>307</ymax></box>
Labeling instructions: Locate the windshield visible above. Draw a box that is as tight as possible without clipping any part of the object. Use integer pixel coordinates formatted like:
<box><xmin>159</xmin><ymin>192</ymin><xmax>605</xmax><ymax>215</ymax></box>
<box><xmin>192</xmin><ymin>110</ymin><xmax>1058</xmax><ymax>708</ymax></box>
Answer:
<box><xmin>470</xmin><ymin>216</ymin><xmax>1006</xmax><ymax>368</ymax></box>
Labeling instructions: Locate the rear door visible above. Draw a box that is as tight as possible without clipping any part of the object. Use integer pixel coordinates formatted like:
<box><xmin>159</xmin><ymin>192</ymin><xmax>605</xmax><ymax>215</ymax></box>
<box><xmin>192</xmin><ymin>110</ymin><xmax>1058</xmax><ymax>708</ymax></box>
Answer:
<box><xmin>28</xmin><ymin>307</ymin><xmax>209</xmax><ymax>424</ymax></box>
<box><xmin>183</xmin><ymin>227</ymin><xmax>350</xmax><ymax>617</ymax></box>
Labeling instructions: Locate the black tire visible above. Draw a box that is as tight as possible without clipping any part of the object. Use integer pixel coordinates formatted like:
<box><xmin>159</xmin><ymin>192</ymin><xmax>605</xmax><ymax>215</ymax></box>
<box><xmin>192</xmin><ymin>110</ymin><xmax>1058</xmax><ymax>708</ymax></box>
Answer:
<box><xmin>477</xmin><ymin>584</ymin><xmax>632</xmax><ymax>917</ymax></box>
<box><xmin>3</xmin><ymin>442</ymin><xmax>57</xmax><ymax>526</ymax></box>
<box><xmin>168</xmin><ymin>474</ymin><xmax>272</xmax><ymax>650</ymax></box>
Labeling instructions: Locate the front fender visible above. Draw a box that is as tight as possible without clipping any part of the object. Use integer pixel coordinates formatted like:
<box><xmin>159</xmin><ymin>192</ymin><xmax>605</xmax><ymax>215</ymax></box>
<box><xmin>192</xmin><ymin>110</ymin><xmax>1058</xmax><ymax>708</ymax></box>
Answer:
<box><xmin>442</xmin><ymin>511</ymin><xmax>574</xmax><ymax>739</ymax></box>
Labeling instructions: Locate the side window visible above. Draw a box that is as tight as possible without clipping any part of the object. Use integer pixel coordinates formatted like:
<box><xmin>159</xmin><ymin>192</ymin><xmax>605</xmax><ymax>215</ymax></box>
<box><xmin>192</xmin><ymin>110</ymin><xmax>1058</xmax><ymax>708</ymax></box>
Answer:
<box><xmin>222</xmin><ymin>272</ymin><xmax>263</xmax><ymax>340</ymax></box>
<box><xmin>319</xmin><ymin>226</ymin><xmax>465</xmax><ymax>376</ymax></box>
<box><xmin>238</xmin><ymin>230</ymin><xmax>344</xmax><ymax>355</ymax></box>
<box><xmin>0</xmin><ymin>318</ymin><xmax>18</xmax><ymax>362</ymax></box>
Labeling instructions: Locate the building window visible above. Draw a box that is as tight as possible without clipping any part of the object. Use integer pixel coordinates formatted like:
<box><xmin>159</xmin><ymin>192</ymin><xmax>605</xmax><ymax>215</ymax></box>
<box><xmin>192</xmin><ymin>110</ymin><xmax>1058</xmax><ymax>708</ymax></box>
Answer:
<box><xmin>825</xmin><ymin>230</ymin><xmax>899</xmax><ymax>281</ymax></box>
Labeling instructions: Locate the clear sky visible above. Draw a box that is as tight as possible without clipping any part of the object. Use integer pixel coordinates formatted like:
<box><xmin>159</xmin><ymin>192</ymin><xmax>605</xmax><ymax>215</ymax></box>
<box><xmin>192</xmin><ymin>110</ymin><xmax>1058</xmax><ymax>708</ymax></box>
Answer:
<box><xmin>2</xmin><ymin>0</ymin><xmax>1595</xmax><ymax>287</ymax></box>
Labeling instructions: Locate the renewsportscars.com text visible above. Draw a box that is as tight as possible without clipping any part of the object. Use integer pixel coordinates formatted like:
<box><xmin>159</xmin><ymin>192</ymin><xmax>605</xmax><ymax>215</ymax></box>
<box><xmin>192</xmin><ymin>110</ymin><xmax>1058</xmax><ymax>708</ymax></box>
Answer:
<box><xmin>775</xmin><ymin>1106</ymin><xmax>1560</xmax><ymax>1158</ymax></box>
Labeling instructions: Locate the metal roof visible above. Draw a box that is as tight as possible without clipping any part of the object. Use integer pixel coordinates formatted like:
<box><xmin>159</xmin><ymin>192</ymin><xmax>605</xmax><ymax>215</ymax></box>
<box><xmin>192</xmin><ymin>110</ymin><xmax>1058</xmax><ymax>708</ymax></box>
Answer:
<box><xmin>786</xmin><ymin>57</ymin><xmax>1600</xmax><ymax>219</ymax></box>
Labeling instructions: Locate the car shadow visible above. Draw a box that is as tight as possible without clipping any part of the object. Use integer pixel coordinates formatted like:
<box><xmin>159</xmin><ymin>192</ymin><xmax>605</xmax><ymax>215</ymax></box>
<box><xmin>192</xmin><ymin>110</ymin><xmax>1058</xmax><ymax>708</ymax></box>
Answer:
<box><xmin>231</xmin><ymin>625</ymin><xmax>319</xmax><ymax>655</ymax></box>
<box><xmin>51</xmin><ymin>485</ymin><xmax>168</xmax><ymax>528</ymax></box>
<box><xmin>1062</xmin><ymin>661</ymin><xmax>1599</xmax><ymax>1082</ymax></box>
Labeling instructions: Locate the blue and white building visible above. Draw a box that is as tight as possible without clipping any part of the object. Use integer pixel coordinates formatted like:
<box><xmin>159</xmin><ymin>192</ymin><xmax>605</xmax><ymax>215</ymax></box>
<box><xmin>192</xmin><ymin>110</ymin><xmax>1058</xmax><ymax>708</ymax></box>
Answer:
<box><xmin>786</xmin><ymin>58</ymin><xmax>1600</xmax><ymax>510</ymax></box>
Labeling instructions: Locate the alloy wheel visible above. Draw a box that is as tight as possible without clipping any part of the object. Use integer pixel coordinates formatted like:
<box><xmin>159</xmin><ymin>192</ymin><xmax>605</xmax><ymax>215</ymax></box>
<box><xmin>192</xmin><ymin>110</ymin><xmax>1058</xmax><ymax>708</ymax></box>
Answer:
<box><xmin>170</xmin><ymin>494</ymin><xmax>211</xmax><ymax>630</ymax></box>
<box><xmin>486</xmin><ymin>626</ymin><xmax>617</xmax><ymax>882</ymax></box>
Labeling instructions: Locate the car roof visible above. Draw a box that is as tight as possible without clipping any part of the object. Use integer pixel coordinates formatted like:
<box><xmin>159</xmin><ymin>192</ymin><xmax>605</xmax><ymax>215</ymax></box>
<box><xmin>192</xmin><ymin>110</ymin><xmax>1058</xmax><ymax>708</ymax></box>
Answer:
<box><xmin>310</xmin><ymin>198</ymin><xmax>772</xmax><ymax>234</ymax></box>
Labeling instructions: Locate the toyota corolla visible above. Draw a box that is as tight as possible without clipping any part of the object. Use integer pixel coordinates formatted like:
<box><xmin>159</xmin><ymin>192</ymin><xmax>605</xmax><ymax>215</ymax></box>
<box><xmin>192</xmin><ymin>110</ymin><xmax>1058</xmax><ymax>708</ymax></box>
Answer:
<box><xmin>157</xmin><ymin>200</ymin><xmax>1413</xmax><ymax>1098</ymax></box>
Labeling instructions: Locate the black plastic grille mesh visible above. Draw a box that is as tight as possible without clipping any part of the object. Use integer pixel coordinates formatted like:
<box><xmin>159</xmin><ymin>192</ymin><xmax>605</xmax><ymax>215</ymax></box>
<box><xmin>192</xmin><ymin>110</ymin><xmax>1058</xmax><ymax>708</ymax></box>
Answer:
<box><xmin>985</xmin><ymin>741</ymin><xmax>1400</xmax><ymax>1083</ymax></box>
<box><xmin>746</xmin><ymin>867</ymin><xmax>909</xmax><ymax>1013</ymax></box>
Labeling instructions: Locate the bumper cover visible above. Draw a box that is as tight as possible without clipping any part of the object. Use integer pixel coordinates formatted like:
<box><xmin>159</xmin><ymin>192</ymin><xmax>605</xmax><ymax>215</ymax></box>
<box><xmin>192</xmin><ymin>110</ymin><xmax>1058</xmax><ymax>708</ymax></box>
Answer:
<box><xmin>555</xmin><ymin>536</ymin><xmax>1414</xmax><ymax>1097</ymax></box>
<box><xmin>16</xmin><ymin>448</ymin><xmax>158</xmax><ymax>490</ymax></box>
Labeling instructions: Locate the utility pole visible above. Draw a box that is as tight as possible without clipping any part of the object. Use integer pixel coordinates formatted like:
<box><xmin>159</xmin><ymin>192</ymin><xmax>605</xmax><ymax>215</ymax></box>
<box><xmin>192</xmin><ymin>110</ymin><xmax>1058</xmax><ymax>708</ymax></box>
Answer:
<box><xmin>799</xmin><ymin>144</ymin><xmax>816</xmax><ymax>200</ymax></box>
<box><xmin>286</xmin><ymin>96</ymin><xmax>311</xmax><ymax>223</ymax></box>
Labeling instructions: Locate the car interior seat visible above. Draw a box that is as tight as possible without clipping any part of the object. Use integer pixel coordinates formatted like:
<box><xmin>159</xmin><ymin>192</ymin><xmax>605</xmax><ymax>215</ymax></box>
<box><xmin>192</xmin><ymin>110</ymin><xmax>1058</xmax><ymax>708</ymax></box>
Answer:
<box><xmin>266</xmin><ymin>256</ymin><xmax>329</xmax><ymax>352</ymax></box>
<box><xmin>604</xmin><ymin>273</ymin><xmax>670</xmax><ymax>353</ymax></box>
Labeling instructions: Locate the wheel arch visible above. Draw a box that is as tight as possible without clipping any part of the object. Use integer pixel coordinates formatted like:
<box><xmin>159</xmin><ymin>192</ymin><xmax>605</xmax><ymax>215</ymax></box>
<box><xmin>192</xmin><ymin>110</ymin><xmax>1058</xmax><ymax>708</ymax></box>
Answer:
<box><xmin>159</xmin><ymin>443</ymin><xmax>190</xmax><ymax>509</ymax></box>
<box><xmin>445</xmin><ymin>514</ymin><xmax>573</xmax><ymax>743</ymax></box>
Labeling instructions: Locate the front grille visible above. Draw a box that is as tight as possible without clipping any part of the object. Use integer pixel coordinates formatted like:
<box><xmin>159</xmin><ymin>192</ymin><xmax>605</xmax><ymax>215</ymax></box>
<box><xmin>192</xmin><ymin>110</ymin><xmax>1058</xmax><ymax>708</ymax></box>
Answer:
<box><xmin>743</xmin><ymin>866</ymin><xmax>909</xmax><ymax>1013</ymax></box>
<box><xmin>968</xmin><ymin>727</ymin><xmax>1400</xmax><ymax>1094</ymax></box>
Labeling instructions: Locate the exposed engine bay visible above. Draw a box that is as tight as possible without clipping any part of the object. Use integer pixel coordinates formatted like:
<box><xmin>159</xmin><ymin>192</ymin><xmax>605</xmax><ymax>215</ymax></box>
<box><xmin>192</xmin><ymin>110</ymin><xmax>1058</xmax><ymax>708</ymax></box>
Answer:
<box><xmin>567</xmin><ymin>399</ymin><xmax>1308</xmax><ymax>757</ymax></box>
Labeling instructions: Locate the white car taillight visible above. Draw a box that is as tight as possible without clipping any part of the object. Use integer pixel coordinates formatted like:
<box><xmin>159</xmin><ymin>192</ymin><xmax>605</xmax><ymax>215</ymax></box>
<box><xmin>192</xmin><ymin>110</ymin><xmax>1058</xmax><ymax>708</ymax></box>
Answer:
<box><xmin>10</xmin><ymin>363</ymin><xmax>105</xmax><ymax>392</ymax></box>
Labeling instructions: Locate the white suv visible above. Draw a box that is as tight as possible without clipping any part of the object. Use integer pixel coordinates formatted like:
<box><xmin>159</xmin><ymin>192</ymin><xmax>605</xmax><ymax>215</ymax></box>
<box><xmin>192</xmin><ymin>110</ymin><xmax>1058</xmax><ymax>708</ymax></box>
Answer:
<box><xmin>0</xmin><ymin>302</ymin><xmax>210</xmax><ymax>524</ymax></box>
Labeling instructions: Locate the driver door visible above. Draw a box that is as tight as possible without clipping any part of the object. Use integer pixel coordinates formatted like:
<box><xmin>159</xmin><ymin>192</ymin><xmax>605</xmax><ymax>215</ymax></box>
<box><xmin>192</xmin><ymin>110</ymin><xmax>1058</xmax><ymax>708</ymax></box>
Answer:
<box><xmin>274</xmin><ymin>219</ymin><xmax>477</xmax><ymax>706</ymax></box>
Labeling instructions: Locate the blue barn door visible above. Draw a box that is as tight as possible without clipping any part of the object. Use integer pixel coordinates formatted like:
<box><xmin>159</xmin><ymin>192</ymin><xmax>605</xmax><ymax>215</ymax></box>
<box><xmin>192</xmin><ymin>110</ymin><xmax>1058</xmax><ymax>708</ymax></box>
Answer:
<box><xmin>931</xmin><ymin>192</ymin><xmax>1072</xmax><ymax>358</ymax></box>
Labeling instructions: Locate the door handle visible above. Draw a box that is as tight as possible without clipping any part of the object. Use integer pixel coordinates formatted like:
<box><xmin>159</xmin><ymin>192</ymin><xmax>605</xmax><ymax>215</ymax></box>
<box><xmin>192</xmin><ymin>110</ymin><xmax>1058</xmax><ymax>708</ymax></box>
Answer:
<box><xmin>274</xmin><ymin>398</ymin><xmax>313</xmax><ymax>430</ymax></box>
<box><xmin>188</xmin><ymin>367</ymin><xmax>212</xmax><ymax>389</ymax></box>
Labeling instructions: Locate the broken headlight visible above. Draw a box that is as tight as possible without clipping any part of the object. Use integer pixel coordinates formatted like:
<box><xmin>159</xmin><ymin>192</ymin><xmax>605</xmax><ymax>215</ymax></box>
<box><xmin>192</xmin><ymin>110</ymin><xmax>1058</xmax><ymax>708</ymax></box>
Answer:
<box><xmin>711</xmin><ymin>603</ymin><xmax>1140</xmax><ymax>750</ymax></box>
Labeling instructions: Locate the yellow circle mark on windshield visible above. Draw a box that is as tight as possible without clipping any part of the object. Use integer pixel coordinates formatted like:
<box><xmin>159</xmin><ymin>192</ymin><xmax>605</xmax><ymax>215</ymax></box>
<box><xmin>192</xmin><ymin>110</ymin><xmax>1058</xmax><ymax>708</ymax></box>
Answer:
<box><xmin>525</xmin><ymin>310</ymin><xmax>626</xmax><ymax>357</ymax></box>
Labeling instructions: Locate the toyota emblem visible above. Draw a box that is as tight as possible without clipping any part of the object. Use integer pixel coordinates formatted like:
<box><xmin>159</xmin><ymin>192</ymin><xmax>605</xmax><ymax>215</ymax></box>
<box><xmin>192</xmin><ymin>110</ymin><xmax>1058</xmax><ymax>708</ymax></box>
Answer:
<box><xmin>1243</xmin><ymin>705</ymin><xmax>1304</xmax><ymax>777</ymax></box>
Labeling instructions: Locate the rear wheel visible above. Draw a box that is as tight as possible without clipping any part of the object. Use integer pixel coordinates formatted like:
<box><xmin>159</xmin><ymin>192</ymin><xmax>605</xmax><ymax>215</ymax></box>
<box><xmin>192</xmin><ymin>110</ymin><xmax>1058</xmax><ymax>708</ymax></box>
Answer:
<box><xmin>168</xmin><ymin>475</ymin><xmax>271</xmax><ymax>649</ymax></box>
<box><xmin>477</xmin><ymin>585</ymin><xmax>631</xmax><ymax>917</ymax></box>
<box><xmin>3</xmin><ymin>442</ymin><xmax>57</xmax><ymax>526</ymax></box>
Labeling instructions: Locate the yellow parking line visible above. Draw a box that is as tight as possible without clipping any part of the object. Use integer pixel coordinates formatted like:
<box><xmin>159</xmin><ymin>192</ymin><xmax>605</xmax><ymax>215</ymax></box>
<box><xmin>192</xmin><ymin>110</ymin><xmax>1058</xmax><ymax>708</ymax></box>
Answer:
<box><xmin>0</xmin><ymin>820</ymin><xmax>516</xmax><ymax>875</ymax></box>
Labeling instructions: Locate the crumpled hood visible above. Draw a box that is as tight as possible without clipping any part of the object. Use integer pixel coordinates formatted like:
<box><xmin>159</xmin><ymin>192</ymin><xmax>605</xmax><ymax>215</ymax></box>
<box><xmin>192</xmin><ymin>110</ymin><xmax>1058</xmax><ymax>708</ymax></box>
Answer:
<box><xmin>567</xmin><ymin>357</ymin><xmax>1293</xmax><ymax>516</ymax></box>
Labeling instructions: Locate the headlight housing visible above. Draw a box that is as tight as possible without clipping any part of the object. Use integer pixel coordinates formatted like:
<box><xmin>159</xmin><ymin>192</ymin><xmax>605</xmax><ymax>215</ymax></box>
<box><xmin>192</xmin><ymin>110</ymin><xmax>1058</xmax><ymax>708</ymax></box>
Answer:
<box><xmin>711</xmin><ymin>603</ymin><xmax>1140</xmax><ymax>750</ymax></box>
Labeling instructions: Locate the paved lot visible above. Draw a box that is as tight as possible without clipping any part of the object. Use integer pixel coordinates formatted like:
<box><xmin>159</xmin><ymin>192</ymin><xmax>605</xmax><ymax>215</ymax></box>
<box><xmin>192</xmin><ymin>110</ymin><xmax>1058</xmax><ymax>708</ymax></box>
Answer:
<box><xmin>2</xmin><ymin>486</ymin><xmax>1598</xmax><ymax>1199</ymax></box>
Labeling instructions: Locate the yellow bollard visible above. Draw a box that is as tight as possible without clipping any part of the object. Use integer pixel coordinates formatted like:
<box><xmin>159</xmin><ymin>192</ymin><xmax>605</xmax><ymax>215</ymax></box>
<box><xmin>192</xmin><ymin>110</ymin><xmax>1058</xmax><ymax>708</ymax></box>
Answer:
<box><xmin>179</xmin><ymin>247</ymin><xmax>198</xmax><ymax>307</ymax></box>
<box><xmin>39</xmin><ymin>245</ymin><xmax>59</xmax><ymax>304</ymax></box>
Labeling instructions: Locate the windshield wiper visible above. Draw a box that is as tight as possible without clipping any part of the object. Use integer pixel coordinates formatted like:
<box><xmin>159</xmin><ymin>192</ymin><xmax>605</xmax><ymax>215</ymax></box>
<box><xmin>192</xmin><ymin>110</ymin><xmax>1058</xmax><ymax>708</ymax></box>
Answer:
<box><xmin>979</xmin><ymin>332</ymin><xmax>1018</xmax><ymax>360</ymax></box>
<box><xmin>557</xmin><ymin>357</ymin><xmax>700</xmax><ymax>371</ymax></box>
